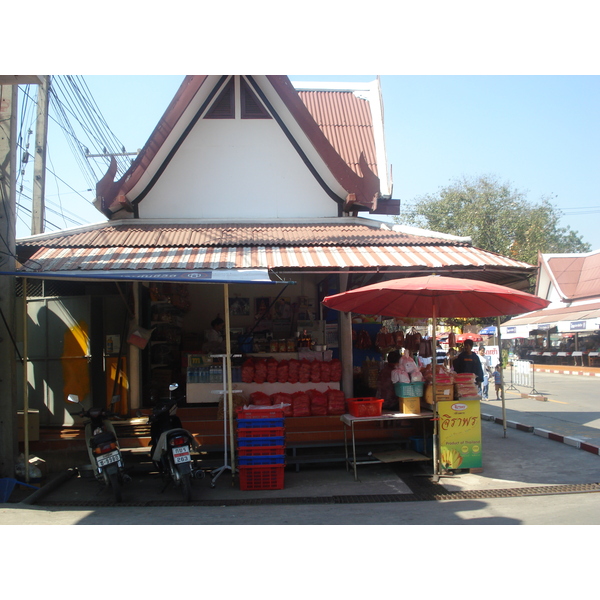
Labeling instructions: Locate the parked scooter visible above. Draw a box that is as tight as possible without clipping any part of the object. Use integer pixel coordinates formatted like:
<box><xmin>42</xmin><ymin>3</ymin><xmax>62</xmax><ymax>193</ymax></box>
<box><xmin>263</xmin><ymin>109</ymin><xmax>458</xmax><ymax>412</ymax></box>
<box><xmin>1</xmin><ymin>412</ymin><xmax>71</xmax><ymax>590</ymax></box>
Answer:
<box><xmin>148</xmin><ymin>383</ymin><xmax>204</xmax><ymax>501</ymax></box>
<box><xmin>66</xmin><ymin>394</ymin><xmax>129</xmax><ymax>502</ymax></box>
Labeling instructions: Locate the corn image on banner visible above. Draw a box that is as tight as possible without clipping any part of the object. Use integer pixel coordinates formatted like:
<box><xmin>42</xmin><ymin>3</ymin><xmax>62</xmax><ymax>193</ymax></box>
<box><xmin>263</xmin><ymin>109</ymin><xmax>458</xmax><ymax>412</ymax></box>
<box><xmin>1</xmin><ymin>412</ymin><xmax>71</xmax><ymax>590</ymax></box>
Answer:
<box><xmin>438</xmin><ymin>400</ymin><xmax>482</xmax><ymax>470</ymax></box>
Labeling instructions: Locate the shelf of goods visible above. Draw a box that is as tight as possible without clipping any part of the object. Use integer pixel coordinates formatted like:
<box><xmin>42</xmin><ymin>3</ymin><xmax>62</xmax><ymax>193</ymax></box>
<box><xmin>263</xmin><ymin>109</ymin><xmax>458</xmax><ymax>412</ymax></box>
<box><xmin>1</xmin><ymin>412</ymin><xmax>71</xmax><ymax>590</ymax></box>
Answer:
<box><xmin>150</xmin><ymin>301</ymin><xmax>183</xmax><ymax>370</ymax></box>
<box><xmin>186</xmin><ymin>354</ymin><xmax>342</xmax><ymax>405</ymax></box>
<box><xmin>236</xmin><ymin>407</ymin><xmax>286</xmax><ymax>491</ymax></box>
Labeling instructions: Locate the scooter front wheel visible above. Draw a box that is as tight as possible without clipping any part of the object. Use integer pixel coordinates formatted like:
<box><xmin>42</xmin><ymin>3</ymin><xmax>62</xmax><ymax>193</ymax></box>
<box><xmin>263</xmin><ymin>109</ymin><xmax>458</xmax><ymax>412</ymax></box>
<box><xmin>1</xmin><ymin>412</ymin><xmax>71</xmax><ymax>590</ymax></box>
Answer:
<box><xmin>108</xmin><ymin>469</ymin><xmax>123</xmax><ymax>503</ymax></box>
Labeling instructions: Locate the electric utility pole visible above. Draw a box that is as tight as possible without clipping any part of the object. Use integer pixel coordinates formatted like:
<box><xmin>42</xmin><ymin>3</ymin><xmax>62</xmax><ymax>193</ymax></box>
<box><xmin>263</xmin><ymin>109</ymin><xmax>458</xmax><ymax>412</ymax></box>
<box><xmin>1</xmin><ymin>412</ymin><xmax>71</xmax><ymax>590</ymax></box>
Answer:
<box><xmin>32</xmin><ymin>76</ymin><xmax>49</xmax><ymax>235</ymax></box>
<box><xmin>0</xmin><ymin>76</ymin><xmax>45</xmax><ymax>477</ymax></box>
<box><xmin>0</xmin><ymin>81</ymin><xmax>19</xmax><ymax>477</ymax></box>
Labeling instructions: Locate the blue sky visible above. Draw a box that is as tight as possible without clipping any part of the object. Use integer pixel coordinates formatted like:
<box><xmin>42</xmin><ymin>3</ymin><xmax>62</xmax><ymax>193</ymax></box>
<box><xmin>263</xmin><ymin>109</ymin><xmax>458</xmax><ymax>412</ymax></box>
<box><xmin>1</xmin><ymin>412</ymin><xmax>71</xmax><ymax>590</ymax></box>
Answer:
<box><xmin>21</xmin><ymin>73</ymin><xmax>599</xmax><ymax>253</ymax></box>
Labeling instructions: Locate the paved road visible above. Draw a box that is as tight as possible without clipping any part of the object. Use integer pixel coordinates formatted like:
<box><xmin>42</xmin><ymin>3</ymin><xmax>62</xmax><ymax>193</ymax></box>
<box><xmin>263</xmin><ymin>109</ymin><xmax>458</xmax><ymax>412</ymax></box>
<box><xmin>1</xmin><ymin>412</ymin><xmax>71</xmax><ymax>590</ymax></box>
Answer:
<box><xmin>482</xmin><ymin>370</ymin><xmax>600</xmax><ymax>445</ymax></box>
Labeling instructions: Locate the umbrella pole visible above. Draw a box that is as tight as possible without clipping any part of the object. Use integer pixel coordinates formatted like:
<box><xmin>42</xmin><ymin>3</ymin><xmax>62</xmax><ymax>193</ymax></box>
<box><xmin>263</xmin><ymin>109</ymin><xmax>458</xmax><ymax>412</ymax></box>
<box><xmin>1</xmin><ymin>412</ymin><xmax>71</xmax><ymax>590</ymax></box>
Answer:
<box><xmin>432</xmin><ymin>307</ymin><xmax>439</xmax><ymax>481</ymax></box>
<box><xmin>497</xmin><ymin>316</ymin><xmax>507</xmax><ymax>438</ymax></box>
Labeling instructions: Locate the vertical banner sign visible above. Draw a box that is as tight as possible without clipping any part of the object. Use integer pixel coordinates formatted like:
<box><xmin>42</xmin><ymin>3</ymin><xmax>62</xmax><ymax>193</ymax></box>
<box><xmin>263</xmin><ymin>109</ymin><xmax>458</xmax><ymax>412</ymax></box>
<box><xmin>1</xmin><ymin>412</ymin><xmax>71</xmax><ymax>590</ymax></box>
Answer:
<box><xmin>438</xmin><ymin>400</ymin><xmax>482</xmax><ymax>470</ymax></box>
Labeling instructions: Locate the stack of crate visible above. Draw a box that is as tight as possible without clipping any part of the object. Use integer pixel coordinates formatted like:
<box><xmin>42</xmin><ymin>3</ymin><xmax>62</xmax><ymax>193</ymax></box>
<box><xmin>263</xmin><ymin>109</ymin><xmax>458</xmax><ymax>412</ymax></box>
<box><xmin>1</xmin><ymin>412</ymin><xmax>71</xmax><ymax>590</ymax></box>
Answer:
<box><xmin>236</xmin><ymin>407</ymin><xmax>286</xmax><ymax>491</ymax></box>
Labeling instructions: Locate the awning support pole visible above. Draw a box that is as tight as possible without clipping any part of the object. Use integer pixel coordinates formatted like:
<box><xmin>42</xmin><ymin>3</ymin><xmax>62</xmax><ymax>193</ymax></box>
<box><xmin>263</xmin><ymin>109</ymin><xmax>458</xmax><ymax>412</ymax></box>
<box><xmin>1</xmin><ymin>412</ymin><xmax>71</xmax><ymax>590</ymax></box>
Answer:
<box><xmin>223</xmin><ymin>283</ymin><xmax>236</xmax><ymax>482</ymax></box>
<box><xmin>23</xmin><ymin>278</ymin><xmax>29</xmax><ymax>482</ymax></box>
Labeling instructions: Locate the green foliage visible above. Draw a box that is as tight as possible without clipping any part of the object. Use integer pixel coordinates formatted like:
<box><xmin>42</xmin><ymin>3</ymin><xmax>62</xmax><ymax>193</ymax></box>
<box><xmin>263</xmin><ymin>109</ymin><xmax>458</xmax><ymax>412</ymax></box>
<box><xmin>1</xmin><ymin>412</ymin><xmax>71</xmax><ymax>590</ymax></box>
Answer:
<box><xmin>397</xmin><ymin>174</ymin><xmax>591</xmax><ymax>266</ymax></box>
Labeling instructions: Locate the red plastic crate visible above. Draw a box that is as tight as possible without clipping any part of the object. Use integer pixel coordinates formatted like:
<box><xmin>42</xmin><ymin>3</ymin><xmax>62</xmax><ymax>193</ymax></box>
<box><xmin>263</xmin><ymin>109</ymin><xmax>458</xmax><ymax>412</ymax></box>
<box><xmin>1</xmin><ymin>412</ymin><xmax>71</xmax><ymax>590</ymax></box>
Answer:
<box><xmin>236</xmin><ymin>427</ymin><xmax>285</xmax><ymax>438</ymax></box>
<box><xmin>239</xmin><ymin>464</ymin><xmax>285</xmax><ymax>491</ymax></box>
<box><xmin>236</xmin><ymin>408</ymin><xmax>285</xmax><ymax>419</ymax></box>
<box><xmin>238</xmin><ymin>445</ymin><xmax>285</xmax><ymax>457</ymax></box>
<box><xmin>346</xmin><ymin>397</ymin><xmax>384</xmax><ymax>417</ymax></box>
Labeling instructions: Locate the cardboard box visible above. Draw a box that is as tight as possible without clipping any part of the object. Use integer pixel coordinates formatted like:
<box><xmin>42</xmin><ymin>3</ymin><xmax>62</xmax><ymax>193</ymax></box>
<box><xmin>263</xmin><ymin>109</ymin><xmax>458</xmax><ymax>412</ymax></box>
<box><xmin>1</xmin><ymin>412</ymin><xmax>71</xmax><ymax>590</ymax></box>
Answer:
<box><xmin>424</xmin><ymin>384</ymin><xmax>454</xmax><ymax>404</ymax></box>
<box><xmin>17</xmin><ymin>409</ymin><xmax>40</xmax><ymax>442</ymax></box>
<box><xmin>400</xmin><ymin>396</ymin><xmax>421</xmax><ymax>415</ymax></box>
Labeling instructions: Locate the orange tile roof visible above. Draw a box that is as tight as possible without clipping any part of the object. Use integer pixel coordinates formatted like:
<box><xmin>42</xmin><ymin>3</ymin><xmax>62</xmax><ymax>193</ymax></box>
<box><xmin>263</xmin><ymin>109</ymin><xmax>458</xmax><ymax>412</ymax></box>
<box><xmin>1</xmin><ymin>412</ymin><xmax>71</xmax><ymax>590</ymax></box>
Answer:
<box><xmin>297</xmin><ymin>90</ymin><xmax>377</xmax><ymax>178</ymax></box>
<box><xmin>546</xmin><ymin>251</ymin><xmax>600</xmax><ymax>300</ymax></box>
<box><xmin>18</xmin><ymin>221</ymin><xmax>466</xmax><ymax>249</ymax></box>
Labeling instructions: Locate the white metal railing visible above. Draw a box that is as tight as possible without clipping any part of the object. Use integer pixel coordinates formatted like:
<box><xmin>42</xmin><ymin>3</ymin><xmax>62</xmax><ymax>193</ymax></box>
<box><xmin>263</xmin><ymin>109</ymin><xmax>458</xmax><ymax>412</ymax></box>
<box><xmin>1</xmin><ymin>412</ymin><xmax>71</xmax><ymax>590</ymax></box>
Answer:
<box><xmin>507</xmin><ymin>360</ymin><xmax>541</xmax><ymax>395</ymax></box>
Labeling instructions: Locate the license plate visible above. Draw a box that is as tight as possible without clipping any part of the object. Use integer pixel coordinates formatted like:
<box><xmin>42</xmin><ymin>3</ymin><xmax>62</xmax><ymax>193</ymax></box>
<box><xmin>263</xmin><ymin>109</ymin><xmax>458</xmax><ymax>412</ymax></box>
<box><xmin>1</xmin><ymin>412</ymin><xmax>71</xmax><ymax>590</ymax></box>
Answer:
<box><xmin>173</xmin><ymin>445</ymin><xmax>191</xmax><ymax>463</ymax></box>
<box><xmin>97</xmin><ymin>450</ymin><xmax>121</xmax><ymax>468</ymax></box>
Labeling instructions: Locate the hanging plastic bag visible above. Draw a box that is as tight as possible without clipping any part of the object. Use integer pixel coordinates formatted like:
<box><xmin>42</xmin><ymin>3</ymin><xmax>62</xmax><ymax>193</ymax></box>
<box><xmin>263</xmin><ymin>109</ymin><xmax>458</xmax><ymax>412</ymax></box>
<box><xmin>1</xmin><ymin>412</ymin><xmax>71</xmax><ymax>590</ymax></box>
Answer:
<box><xmin>127</xmin><ymin>322</ymin><xmax>154</xmax><ymax>350</ymax></box>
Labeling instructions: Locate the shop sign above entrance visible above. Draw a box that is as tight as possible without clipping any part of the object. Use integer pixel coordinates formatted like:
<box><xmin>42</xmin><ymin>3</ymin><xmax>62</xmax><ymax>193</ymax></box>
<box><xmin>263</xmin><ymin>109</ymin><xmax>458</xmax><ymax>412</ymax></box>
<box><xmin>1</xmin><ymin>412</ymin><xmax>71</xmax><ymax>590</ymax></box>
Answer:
<box><xmin>2</xmin><ymin>268</ymin><xmax>287</xmax><ymax>285</ymax></box>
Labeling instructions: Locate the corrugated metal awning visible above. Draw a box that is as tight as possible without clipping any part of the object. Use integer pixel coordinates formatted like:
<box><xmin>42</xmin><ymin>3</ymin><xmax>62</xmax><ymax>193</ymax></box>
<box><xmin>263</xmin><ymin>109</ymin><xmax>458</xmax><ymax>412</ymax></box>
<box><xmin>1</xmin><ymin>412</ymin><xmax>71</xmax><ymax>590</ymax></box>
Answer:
<box><xmin>18</xmin><ymin>243</ymin><xmax>530</xmax><ymax>273</ymax></box>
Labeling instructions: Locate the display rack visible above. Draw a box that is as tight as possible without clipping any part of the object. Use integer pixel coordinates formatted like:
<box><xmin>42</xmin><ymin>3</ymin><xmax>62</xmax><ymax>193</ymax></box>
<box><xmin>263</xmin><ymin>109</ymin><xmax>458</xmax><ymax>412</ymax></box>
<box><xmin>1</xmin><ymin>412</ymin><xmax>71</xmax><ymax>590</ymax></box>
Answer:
<box><xmin>209</xmin><ymin>353</ymin><xmax>242</xmax><ymax>488</ymax></box>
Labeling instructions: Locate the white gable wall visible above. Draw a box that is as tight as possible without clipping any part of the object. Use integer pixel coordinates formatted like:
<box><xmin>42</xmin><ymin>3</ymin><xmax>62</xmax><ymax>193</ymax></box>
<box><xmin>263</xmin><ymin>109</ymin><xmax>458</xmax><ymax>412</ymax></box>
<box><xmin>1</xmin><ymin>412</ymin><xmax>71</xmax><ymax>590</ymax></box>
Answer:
<box><xmin>137</xmin><ymin>113</ymin><xmax>340</xmax><ymax>220</ymax></box>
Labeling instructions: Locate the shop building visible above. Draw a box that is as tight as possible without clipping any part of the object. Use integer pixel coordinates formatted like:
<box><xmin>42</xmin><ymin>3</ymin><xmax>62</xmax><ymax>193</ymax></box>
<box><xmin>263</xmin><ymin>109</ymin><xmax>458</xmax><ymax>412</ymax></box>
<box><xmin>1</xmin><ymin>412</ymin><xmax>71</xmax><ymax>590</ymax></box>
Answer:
<box><xmin>501</xmin><ymin>249</ymin><xmax>600</xmax><ymax>365</ymax></box>
<box><xmin>12</xmin><ymin>75</ymin><xmax>537</xmax><ymax>434</ymax></box>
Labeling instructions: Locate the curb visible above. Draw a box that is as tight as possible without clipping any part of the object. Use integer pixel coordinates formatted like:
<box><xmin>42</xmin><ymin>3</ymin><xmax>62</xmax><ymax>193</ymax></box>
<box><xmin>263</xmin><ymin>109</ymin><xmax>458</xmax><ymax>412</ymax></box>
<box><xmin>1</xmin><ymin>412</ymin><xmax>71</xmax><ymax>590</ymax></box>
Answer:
<box><xmin>481</xmin><ymin>412</ymin><xmax>533</xmax><ymax>432</ymax></box>
<box><xmin>532</xmin><ymin>428</ymin><xmax>600</xmax><ymax>455</ymax></box>
<box><xmin>533</xmin><ymin>367</ymin><xmax>600</xmax><ymax>377</ymax></box>
<box><xmin>481</xmin><ymin>413</ymin><xmax>600</xmax><ymax>456</ymax></box>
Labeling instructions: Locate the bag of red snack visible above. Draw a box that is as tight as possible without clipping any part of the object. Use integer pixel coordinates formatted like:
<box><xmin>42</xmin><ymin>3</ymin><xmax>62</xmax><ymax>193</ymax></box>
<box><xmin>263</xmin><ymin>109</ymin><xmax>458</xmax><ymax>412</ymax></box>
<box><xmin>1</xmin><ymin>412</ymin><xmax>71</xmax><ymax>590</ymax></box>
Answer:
<box><xmin>329</xmin><ymin>359</ymin><xmax>342</xmax><ymax>381</ymax></box>
<box><xmin>327</xmin><ymin>388</ymin><xmax>346</xmax><ymax>415</ymax></box>
<box><xmin>271</xmin><ymin>392</ymin><xmax>293</xmax><ymax>417</ymax></box>
<box><xmin>277</xmin><ymin>360</ymin><xmax>289</xmax><ymax>383</ymax></box>
<box><xmin>249</xmin><ymin>391</ymin><xmax>271</xmax><ymax>406</ymax></box>
<box><xmin>291</xmin><ymin>391</ymin><xmax>311</xmax><ymax>417</ymax></box>
<box><xmin>288</xmin><ymin>359</ymin><xmax>299</xmax><ymax>383</ymax></box>
<box><xmin>310</xmin><ymin>360</ymin><xmax>321</xmax><ymax>383</ymax></box>
<box><xmin>253</xmin><ymin>358</ymin><xmax>267</xmax><ymax>383</ymax></box>
<box><xmin>308</xmin><ymin>389</ymin><xmax>328</xmax><ymax>416</ymax></box>
<box><xmin>266</xmin><ymin>357</ymin><xmax>278</xmax><ymax>383</ymax></box>
<box><xmin>241</xmin><ymin>358</ymin><xmax>255</xmax><ymax>383</ymax></box>
<box><xmin>298</xmin><ymin>359</ymin><xmax>311</xmax><ymax>383</ymax></box>
<box><xmin>320</xmin><ymin>361</ymin><xmax>331</xmax><ymax>383</ymax></box>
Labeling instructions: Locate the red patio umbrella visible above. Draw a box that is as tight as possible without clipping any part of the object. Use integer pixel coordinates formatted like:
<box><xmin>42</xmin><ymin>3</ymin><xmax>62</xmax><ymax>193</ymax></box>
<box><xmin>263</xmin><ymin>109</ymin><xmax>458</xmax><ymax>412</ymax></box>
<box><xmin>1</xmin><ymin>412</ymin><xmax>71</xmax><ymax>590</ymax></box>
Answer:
<box><xmin>322</xmin><ymin>275</ymin><xmax>549</xmax><ymax>319</ymax></box>
<box><xmin>455</xmin><ymin>332</ymin><xmax>484</xmax><ymax>344</ymax></box>
<box><xmin>322</xmin><ymin>275</ymin><xmax>550</xmax><ymax>479</ymax></box>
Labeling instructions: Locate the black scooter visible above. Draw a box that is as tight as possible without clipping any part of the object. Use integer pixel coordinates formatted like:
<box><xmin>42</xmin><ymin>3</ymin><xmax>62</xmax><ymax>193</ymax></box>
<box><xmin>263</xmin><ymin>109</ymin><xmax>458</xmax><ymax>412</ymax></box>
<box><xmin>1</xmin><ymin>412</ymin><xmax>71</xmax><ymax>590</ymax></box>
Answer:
<box><xmin>67</xmin><ymin>394</ymin><xmax>130</xmax><ymax>502</ymax></box>
<box><xmin>148</xmin><ymin>384</ymin><xmax>204</xmax><ymax>501</ymax></box>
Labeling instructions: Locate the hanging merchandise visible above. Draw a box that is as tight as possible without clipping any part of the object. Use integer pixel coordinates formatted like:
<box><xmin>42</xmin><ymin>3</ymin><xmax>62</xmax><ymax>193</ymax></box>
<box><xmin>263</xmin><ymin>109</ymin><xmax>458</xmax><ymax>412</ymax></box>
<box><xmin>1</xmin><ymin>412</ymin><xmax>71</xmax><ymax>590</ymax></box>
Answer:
<box><xmin>448</xmin><ymin>331</ymin><xmax>456</xmax><ymax>348</ymax></box>
<box><xmin>394</xmin><ymin>329</ymin><xmax>405</xmax><ymax>348</ymax></box>
<box><xmin>355</xmin><ymin>329</ymin><xmax>373</xmax><ymax>350</ymax></box>
<box><xmin>375</xmin><ymin>326</ymin><xmax>396</xmax><ymax>351</ymax></box>
<box><xmin>404</xmin><ymin>328</ymin><xmax>422</xmax><ymax>353</ymax></box>
<box><xmin>419</xmin><ymin>337</ymin><xmax>433</xmax><ymax>358</ymax></box>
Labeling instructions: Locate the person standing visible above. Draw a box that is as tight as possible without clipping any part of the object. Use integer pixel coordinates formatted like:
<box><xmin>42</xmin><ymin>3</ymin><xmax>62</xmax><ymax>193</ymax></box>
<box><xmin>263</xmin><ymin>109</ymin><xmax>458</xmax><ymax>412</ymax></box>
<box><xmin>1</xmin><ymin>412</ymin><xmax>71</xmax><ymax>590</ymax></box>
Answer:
<box><xmin>492</xmin><ymin>364</ymin><xmax>503</xmax><ymax>400</ymax></box>
<box><xmin>203</xmin><ymin>316</ymin><xmax>226</xmax><ymax>353</ymax></box>
<box><xmin>477</xmin><ymin>346</ymin><xmax>492</xmax><ymax>400</ymax></box>
<box><xmin>376</xmin><ymin>350</ymin><xmax>401</xmax><ymax>411</ymax></box>
<box><xmin>436</xmin><ymin>342</ymin><xmax>447</xmax><ymax>365</ymax></box>
<box><xmin>452</xmin><ymin>339</ymin><xmax>484</xmax><ymax>385</ymax></box>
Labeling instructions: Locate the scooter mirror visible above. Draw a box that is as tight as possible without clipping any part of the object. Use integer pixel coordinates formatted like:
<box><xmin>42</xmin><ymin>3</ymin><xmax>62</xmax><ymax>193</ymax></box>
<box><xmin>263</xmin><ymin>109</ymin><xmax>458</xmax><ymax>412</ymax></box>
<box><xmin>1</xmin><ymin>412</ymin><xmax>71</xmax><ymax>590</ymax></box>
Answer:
<box><xmin>66</xmin><ymin>394</ymin><xmax>80</xmax><ymax>404</ymax></box>
<box><xmin>169</xmin><ymin>383</ymin><xmax>179</xmax><ymax>392</ymax></box>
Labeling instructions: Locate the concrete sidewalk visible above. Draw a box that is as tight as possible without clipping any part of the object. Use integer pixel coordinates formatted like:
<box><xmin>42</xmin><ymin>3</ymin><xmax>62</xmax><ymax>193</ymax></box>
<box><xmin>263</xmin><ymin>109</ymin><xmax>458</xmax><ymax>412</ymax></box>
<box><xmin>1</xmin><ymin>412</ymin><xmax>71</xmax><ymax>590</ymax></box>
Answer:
<box><xmin>3</xmin><ymin>413</ymin><xmax>599</xmax><ymax>509</ymax></box>
<box><xmin>3</xmin><ymin>368</ymin><xmax>599</xmax><ymax>510</ymax></box>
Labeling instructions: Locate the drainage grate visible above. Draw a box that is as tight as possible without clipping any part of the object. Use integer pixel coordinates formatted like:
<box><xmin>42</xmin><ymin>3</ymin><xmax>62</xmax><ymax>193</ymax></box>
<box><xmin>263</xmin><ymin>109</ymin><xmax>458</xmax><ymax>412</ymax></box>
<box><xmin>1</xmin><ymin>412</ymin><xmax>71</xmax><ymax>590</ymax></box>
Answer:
<box><xmin>37</xmin><ymin>482</ymin><xmax>600</xmax><ymax>508</ymax></box>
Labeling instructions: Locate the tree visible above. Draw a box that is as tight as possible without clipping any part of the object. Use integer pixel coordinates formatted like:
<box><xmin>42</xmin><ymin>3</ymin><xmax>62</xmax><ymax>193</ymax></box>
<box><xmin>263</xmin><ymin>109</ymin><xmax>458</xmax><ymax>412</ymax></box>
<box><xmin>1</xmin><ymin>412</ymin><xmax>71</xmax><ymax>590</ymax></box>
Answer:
<box><xmin>397</xmin><ymin>174</ymin><xmax>591</xmax><ymax>267</ymax></box>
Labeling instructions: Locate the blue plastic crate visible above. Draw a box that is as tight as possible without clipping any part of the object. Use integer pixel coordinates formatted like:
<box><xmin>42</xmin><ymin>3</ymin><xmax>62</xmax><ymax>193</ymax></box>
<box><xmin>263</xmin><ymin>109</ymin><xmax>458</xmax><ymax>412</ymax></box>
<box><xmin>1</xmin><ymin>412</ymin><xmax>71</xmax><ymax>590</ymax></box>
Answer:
<box><xmin>237</xmin><ymin>418</ymin><xmax>285</xmax><ymax>429</ymax></box>
<box><xmin>237</xmin><ymin>455</ymin><xmax>286</xmax><ymax>466</ymax></box>
<box><xmin>394</xmin><ymin>382</ymin><xmax>424</xmax><ymax>398</ymax></box>
<box><xmin>237</xmin><ymin>436</ymin><xmax>285</xmax><ymax>447</ymax></box>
